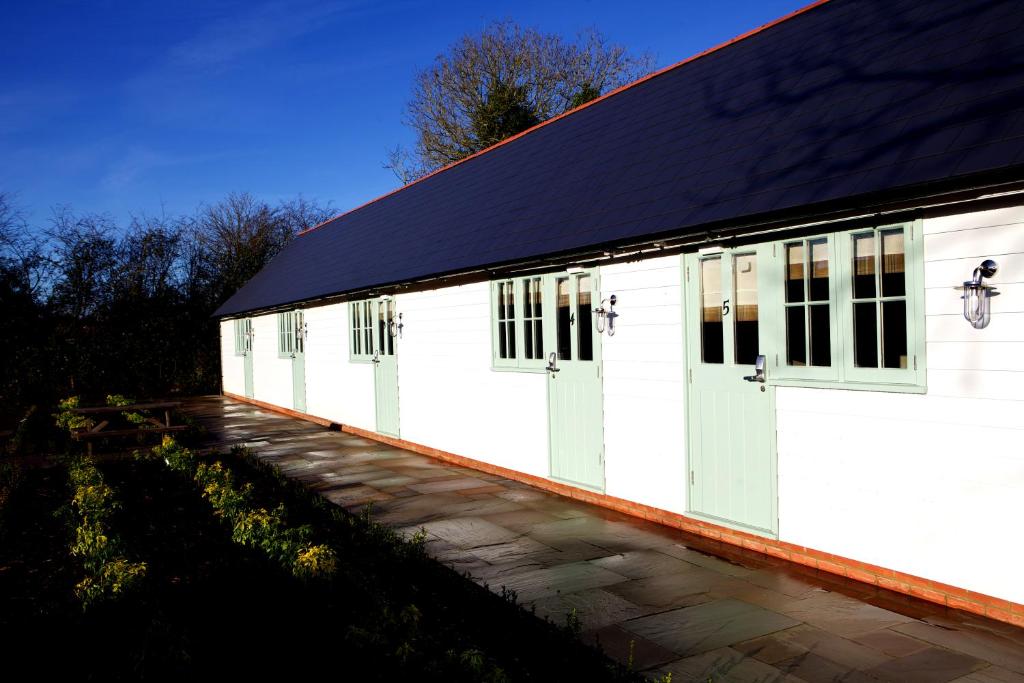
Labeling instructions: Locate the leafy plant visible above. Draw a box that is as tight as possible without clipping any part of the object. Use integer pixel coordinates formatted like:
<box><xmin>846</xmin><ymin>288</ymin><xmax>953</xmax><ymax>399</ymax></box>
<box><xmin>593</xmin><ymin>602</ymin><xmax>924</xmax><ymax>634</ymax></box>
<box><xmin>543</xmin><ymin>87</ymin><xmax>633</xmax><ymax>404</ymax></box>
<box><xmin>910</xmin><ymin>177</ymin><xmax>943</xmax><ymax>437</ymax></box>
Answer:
<box><xmin>54</xmin><ymin>396</ymin><xmax>94</xmax><ymax>432</ymax></box>
<box><xmin>293</xmin><ymin>543</ymin><xmax>338</xmax><ymax>580</ymax></box>
<box><xmin>66</xmin><ymin>456</ymin><xmax>147</xmax><ymax>609</ymax></box>
<box><xmin>105</xmin><ymin>393</ymin><xmax>147</xmax><ymax>425</ymax></box>
<box><xmin>75</xmin><ymin>557</ymin><xmax>148</xmax><ymax>609</ymax></box>
<box><xmin>159</xmin><ymin>437</ymin><xmax>337</xmax><ymax>580</ymax></box>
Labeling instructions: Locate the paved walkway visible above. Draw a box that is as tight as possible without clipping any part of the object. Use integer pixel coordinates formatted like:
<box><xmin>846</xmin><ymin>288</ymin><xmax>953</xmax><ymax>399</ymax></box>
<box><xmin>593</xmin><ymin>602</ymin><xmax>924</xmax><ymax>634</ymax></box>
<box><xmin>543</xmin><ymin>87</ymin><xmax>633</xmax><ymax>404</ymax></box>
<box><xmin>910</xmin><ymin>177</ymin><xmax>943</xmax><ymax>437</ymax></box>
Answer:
<box><xmin>183</xmin><ymin>396</ymin><xmax>1024</xmax><ymax>682</ymax></box>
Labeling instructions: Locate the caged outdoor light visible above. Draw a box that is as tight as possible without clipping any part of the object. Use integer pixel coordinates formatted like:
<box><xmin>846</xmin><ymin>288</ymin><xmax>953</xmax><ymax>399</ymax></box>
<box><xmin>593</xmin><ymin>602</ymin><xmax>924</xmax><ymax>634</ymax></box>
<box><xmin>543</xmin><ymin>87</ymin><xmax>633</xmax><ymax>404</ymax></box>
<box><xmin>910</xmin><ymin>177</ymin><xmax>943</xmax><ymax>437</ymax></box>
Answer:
<box><xmin>958</xmin><ymin>259</ymin><xmax>999</xmax><ymax>329</ymax></box>
<box><xmin>594</xmin><ymin>294</ymin><xmax>618</xmax><ymax>336</ymax></box>
<box><xmin>388</xmin><ymin>312</ymin><xmax>404</xmax><ymax>339</ymax></box>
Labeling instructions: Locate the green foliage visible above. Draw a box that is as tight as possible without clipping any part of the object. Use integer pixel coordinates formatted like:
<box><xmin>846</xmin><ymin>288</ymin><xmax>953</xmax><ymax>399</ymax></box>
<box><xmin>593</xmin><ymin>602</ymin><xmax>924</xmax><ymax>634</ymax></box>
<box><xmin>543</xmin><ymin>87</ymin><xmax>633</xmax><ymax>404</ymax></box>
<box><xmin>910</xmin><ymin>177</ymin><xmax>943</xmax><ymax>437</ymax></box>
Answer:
<box><xmin>292</xmin><ymin>543</ymin><xmax>339</xmax><ymax>580</ymax></box>
<box><xmin>54</xmin><ymin>396</ymin><xmax>94</xmax><ymax>432</ymax></box>
<box><xmin>66</xmin><ymin>456</ymin><xmax>146</xmax><ymax>609</ymax></box>
<box><xmin>75</xmin><ymin>558</ymin><xmax>148</xmax><ymax>609</ymax></box>
<box><xmin>161</xmin><ymin>437</ymin><xmax>337</xmax><ymax>580</ymax></box>
<box><xmin>105</xmin><ymin>393</ymin><xmax>147</xmax><ymax>425</ymax></box>
<box><xmin>153</xmin><ymin>434</ymin><xmax>197</xmax><ymax>474</ymax></box>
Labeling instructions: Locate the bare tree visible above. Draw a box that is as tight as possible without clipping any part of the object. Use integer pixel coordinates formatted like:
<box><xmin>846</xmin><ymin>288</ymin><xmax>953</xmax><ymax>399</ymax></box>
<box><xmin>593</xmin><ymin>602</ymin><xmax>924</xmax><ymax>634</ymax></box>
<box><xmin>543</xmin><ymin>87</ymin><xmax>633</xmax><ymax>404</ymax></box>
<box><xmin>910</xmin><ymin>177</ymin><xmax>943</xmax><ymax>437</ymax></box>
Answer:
<box><xmin>387</xmin><ymin>21</ymin><xmax>654</xmax><ymax>180</ymax></box>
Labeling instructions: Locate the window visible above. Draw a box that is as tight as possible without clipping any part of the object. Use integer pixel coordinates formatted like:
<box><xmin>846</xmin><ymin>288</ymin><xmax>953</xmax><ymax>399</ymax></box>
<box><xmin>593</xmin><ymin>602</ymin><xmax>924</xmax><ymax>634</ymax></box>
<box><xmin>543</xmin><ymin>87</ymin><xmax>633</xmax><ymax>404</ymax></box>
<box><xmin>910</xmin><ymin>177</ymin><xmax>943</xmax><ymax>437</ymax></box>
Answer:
<box><xmin>490</xmin><ymin>276</ymin><xmax>549</xmax><ymax>371</ymax></box>
<box><xmin>772</xmin><ymin>219</ymin><xmax>924</xmax><ymax>390</ymax></box>
<box><xmin>491</xmin><ymin>272</ymin><xmax>600</xmax><ymax>370</ymax></box>
<box><xmin>232</xmin><ymin>318</ymin><xmax>251</xmax><ymax>356</ymax></box>
<box><xmin>349</xmin><ymin>300</ymin><xmax>374</xmax><ymax>361</ymax></box>
<box><xmin>496</xmin><ymin>280</ymin><xmax>516</xmax><ymax>361</ymax></box>
<box><xmin>522</xmin><ymin>277</ymin><xmax>544</xmax><ymax>361</ymax></box>
<box><xmin>277</xmin><ymin>311</ymin><xmax>295</xmax><ymax>357</ymax></box>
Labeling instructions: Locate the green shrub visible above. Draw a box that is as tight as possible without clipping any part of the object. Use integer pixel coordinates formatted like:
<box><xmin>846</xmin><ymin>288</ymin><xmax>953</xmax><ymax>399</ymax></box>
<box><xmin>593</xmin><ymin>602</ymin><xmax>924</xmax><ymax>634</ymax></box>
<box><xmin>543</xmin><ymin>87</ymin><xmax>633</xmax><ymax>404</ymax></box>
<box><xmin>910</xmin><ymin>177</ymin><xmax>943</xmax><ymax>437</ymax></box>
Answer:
<box><xmin>54</xmin><ymin>396</ymin><xmax>94</xmax><ymax>432</ymax></box>
<box><xmin>74</xmin><ymin>557</ymin><xmax>148</xmax><ymax>609</ymax></box>
<box><xmin>105</xmin><ymin>394</ymin><xmax>147</xmax><ymax>425</ymax></box>
<box><xmin>153</xmin><ymin>435</ymin><xmax>197</xmax><ymax>474</ymax></box>
<box><xmin>159</xmin><ymin>437</ymin><xmax>337</xmax><ymax>580</ymax></box>
<box><xmin>292</xmin><ymin>543</ymin><xmax>338</xmax><ymax>579</ymax></box>
<box><xmin>66</xmin><ymin>456</ymin><xmax>146</xmax><ymax>610</ymax></box>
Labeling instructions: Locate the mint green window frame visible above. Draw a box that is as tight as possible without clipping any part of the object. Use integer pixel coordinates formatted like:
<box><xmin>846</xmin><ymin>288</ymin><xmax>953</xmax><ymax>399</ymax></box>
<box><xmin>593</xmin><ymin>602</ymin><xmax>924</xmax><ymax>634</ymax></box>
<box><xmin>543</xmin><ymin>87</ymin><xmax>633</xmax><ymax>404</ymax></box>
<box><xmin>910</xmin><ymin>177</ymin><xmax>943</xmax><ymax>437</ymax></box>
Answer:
<box><xmin>769</xmin><ymin>219</ymin><xmax>925</xmax><ymax>392</ymax></box>
<box><xmin>490</xmin><ymin>277</ymin><xmax>548</xmax><ymax>372</ymax></box>
<box><xmin>232</xmin><ymin>319</ymin><xmax>248</xmax><ymax>356</ymax></box>
<box><xmin>277</xmin><ymin>311</ymin><xmax>296</xmax><ymax>358</ymax></box>
<box><xmin>349</xmin><ymin>300</ymin><xmax>374</xmax><ymax>362</ymax></box>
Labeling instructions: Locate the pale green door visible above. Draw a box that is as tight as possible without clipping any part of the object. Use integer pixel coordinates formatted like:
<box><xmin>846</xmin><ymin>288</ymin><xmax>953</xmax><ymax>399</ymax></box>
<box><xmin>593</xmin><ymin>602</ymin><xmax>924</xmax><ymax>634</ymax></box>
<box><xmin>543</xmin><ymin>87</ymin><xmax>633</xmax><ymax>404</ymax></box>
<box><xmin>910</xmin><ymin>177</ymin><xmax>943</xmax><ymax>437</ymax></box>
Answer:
<box><xmin>242</xmin><ymin>318</ymin><xmax>254</xmax><ymax>399</ymax></box>
<box><xmin>291</xmin><ymin>310</ymin><xmax>306</xmax><ymax>412</ymax></box>
<box><xmin>372</xmin><ymin>298</ymin><xmax>400</xmax><ymax>437</ymax></box>
<box><xmin>685</xmin><ymin>247</ymin><xmax>777</xmax><ymax>536</ymax></box>
<box><xmin>547</xmin><ymin>271</ymin><xmax>605</xmax><ymax>492</ymax></box>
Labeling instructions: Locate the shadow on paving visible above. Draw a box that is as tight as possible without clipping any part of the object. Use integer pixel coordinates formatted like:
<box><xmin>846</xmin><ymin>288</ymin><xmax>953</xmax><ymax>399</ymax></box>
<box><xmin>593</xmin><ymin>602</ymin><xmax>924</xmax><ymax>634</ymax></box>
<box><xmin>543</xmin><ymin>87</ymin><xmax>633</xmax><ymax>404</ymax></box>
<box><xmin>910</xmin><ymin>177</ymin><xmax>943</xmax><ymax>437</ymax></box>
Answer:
<box><xmin>185</xmin><ymin>396</ymin><xmax>1024</xmax><ymax>682</ymax></box>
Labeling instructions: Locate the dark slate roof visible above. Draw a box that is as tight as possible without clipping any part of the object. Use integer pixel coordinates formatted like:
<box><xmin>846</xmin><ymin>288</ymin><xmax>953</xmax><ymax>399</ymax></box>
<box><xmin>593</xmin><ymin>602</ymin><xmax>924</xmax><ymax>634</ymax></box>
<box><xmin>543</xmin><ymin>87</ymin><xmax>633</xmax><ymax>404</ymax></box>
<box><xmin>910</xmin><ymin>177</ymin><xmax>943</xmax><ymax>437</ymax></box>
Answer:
<box><xmin>216</xmin><ymin>0</ymin><xmax>1024</xmax><ymax>317</ymax></box>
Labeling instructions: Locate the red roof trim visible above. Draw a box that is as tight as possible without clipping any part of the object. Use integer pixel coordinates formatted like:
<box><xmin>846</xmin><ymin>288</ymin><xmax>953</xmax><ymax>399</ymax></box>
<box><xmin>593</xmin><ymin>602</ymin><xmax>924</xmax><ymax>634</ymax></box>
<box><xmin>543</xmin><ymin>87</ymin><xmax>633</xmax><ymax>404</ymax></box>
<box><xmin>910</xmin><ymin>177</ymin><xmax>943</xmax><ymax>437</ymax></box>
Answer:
<box><xmin>298</xmin><ymin>0</ymin><xmax>832</xmax><ymax>238</ymax></box>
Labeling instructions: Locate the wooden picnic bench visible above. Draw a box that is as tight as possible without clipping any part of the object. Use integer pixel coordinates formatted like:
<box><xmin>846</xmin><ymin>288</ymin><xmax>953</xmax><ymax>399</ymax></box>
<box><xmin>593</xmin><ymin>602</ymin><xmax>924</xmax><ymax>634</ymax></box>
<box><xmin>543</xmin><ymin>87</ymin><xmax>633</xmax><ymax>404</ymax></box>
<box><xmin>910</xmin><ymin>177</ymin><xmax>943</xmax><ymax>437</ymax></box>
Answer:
<box><xmin>70</xmin><ymin>401</ymin><xmax>185</xmax><ymax>455</ymax></box>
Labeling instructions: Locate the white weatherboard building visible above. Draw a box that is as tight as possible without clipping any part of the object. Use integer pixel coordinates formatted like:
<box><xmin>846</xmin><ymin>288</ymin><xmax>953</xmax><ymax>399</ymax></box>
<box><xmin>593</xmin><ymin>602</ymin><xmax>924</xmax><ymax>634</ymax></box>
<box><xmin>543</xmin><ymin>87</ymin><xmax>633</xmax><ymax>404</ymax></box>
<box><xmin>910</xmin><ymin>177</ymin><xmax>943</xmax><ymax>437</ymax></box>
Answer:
<box><xmin>217</xmin><ymin>0</ymin><xmax>1024</xmax><ymax>624</ymax></box>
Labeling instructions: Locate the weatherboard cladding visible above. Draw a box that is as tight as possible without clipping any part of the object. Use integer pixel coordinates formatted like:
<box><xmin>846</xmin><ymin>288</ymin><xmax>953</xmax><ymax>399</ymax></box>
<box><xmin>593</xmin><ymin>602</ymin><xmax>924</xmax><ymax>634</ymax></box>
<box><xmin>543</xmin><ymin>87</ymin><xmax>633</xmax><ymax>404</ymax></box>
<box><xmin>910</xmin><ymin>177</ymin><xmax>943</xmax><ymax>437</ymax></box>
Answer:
<box><xmin>216</xmin><ymin>0</ymin><xmax>1024</xmax><ymax>317</ymax></box>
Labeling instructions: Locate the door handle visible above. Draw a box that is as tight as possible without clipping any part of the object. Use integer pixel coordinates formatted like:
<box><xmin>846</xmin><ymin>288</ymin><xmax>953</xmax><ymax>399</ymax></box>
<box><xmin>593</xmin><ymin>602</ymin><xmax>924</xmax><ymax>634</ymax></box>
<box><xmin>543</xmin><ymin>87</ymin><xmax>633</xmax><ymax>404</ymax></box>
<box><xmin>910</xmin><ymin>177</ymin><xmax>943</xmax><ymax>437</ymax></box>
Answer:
<box><xmin>743</xmin><ymin>355</ymin><xmax>767</xmax><ymax>383</ymax></box>
<box><xmin>546</xmin><ymin>351</ymin><xmax>560</xmax><ymax>373</ymax></box>
<box><xmin>372</xmin><ymin>350</ymin><xmax>381</xmax><ymax>365</ymax></box>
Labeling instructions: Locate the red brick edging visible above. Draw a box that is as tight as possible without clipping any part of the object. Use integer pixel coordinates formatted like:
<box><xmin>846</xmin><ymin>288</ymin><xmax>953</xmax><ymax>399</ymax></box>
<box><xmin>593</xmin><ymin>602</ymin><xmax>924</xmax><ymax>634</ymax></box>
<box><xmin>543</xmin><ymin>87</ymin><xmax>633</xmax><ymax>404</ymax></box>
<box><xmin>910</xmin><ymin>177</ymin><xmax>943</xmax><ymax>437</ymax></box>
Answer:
<box><xmin>222</xmin><ymin>391</ymin><xmax>1024</xmax><ymax>628</ymax></box>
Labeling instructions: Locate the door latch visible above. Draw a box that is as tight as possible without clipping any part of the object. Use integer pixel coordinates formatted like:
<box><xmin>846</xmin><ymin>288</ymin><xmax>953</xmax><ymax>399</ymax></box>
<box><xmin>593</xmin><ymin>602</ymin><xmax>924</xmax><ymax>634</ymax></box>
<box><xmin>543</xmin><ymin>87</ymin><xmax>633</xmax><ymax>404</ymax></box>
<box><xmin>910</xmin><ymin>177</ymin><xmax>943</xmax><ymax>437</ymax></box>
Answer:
<box><xmin>743</xmin><ymin>355</ymin><xmax>767</xmax><ymax>383</ymax></box>
<box><xmin>546</xmin><ymin>351</ymin><xmax>560</xmax><ymax>374</ymax></box>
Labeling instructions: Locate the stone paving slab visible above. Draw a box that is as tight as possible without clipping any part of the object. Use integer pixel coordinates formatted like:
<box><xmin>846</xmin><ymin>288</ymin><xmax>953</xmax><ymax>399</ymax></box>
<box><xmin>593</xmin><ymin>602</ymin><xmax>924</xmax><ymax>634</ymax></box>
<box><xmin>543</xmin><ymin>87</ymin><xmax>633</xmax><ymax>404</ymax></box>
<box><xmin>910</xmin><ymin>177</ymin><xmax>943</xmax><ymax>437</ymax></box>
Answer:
<box><xmin>184</xmin><ymin>396</ymin><xmax>1024</xmax><ymax>681</ymax></box>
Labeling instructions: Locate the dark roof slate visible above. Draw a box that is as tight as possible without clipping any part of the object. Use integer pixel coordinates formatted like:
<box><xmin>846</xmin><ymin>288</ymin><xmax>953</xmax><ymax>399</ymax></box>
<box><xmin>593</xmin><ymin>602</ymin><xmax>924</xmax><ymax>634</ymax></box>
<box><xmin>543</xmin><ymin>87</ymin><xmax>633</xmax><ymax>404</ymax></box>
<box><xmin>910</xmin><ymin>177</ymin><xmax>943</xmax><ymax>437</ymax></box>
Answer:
<box><xmin>216</xmin><ymin>0</ymin><xmax>1024</xmax><ymax>317</ymax></box>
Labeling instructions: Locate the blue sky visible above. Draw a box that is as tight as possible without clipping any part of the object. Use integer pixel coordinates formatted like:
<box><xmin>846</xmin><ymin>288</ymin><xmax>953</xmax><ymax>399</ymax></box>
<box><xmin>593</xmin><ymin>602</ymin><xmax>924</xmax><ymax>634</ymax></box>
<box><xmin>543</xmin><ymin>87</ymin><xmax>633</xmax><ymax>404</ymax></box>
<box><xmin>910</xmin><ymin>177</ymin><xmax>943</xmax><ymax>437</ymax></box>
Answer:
<box><xmin>1</xmin><ymin>0</ymin><xmax>806</xmax><ymax>229</ymax></box>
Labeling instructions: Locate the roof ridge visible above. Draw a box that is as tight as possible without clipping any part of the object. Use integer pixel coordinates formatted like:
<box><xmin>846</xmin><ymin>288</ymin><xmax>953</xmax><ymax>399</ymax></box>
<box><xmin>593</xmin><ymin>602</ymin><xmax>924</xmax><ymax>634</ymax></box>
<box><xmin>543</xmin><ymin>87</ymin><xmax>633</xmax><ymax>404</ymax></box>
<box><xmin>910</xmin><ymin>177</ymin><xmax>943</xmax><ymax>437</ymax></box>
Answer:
<box><xmin>298</xmin><ymin>0</ymin><xmax>833</xmax><ymax>238</ymax></box>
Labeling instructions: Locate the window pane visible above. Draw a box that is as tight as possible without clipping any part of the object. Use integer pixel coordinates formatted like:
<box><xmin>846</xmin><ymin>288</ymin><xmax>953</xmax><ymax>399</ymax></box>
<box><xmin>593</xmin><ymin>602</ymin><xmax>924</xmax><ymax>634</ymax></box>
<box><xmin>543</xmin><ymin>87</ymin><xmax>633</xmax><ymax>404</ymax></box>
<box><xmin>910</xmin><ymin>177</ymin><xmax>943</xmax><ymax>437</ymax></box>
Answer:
<box><xmin>809</xmin><ymin>304</ymin><xmax>831</xmax><ymax>367</ymax></box>
<box><xmin>506</xmin><ymin>281</ymin><xmax>515</xmax><ymax>320</ymax></box>
<box><xmin>786</xmin><ymin>306</ymin><xmax>806</xmax><ymax>366</ymax></box>
<box><xmin>378</xmin><ymin>302</ymin><xmax>386</xmax><ymax>354</ymax></box>
<box><xmin>351</xmin><ymin>305</ymin><xmax>359</xmax><ymax>354</ymax></box>
<box><xmin>534</xmin><ymin>320</ymin><xmax>543</xmax><ymax>360</ymax></box>
<box><xmin>577</xmin><ymin>275</ymin><xmax>594</xmax><ymax>362</ymax></box>
<box><xmin>364</xmin><ymin>302</ymin><xmax>372</xmax><ymax>352</ymax></box>
<box><xmin>556</xmin><ymin>277</ymin><xmax>571</xmax><ymax>360</ymax></box>
<box><xmin>785</xmin><ymin>243</ymin><xmax>804</xmax><ymax>303</ymax></box>
<box><xmin>386</xmin><ymin>301</ymin><xmax>394</xmax><ymax>356</ymax></box>
<box><xmin>852</xmin><ymin>233</ymin><xmax>876</xmax><ymax>299</ymax></box>
<box><xmin>507</xmin><ymin>320</ymin><xmax>516</xmax><ymax>358</ymax></box>
<box><xmin>523</xmin><ymin>318</ymin><xmax>533</xmax><ymax>359</ymax></box>
<box><xmin>531</xmin><ymin>278</ymin><xmax>542</xmax><ymax>318</ymax></box>
<box><xmin>734</xmin><ymin>254</ymin><xmax>758</xmax><ymax>365</ymax></box>
<box><xmin>881</xmin><ymin>229</ymin><xmax>905</xmax><ymax>297</ymax></box>
<box><xmin>853</xmin><ymin>302</ymin><xmax>878</xmax><ymax>367</ymax></box>
<box><xmin>700</xmin><ymin>258</ymin><xmax>723</xmax><ymax>364</ymax></box>
<box><xmin>809</xmin><ymin>238</ymin><xmax>829</xmax><ymax>302</ymax></box>
<box><xmin>882</xmin><ymin>300</ymin><xmax>908</xmax><ymax>369</ymax></box>
<box><xmin>499</xmin><ymin>318</ymin><xmax>508</xmax><ymax>358</ymax></box>
<box><xmin>497</xmin><ymin>283</ymin><xmax>508</xmax><ymax>321</ymax></box>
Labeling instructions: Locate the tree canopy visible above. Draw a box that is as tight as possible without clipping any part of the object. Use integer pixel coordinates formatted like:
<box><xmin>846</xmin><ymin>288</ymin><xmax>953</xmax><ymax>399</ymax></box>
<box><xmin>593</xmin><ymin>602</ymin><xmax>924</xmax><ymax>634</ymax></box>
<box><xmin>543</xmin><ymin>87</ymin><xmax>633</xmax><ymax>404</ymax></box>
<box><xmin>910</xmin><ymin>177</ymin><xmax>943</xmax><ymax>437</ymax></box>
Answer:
<box><xmin>387</xmin><ymin>21</ymin><xmax>654</xmax><ymax>182</ymax></box>
<box><xmin>0</xmin><ymin>191</ymin><xmax>334</xmax><ymax>422</ymax></box>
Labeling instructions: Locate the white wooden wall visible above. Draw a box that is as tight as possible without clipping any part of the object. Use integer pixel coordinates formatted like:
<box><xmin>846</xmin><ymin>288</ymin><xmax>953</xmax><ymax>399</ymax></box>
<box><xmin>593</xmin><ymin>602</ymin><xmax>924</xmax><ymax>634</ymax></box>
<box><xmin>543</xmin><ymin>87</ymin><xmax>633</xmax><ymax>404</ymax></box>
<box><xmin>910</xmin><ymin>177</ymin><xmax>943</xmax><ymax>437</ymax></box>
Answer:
<box><xmin>398</xmin><ymin>283</ymin><xmax>549</xmax><ymax>477</ymax></box>
<box><xmin>777</xmin><ymin>204</ymin><xmax>1024</xmax><ymax>604</ymax></box>
<box><xmin>219</xmin><ymin>320</ymin><xmax>245</xmax><ymax>396</ymax></box>
<box><xmin>303</xmin><ymin>303</ymin><xmax>376</xmax><ymax>431</ymax></box>
<box><xmin>599</xmin><ymin>256</ymin><xmax>688</xmax><ymax>514</ymax></box>
<box><xmin>250</xmin><ymin>313</ymin><xmax>293</xmax><ymax>410</ymax></box>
